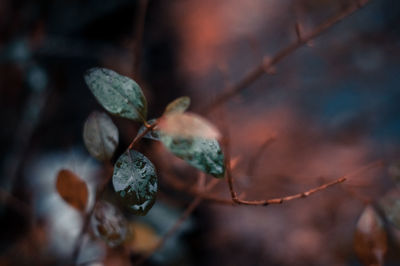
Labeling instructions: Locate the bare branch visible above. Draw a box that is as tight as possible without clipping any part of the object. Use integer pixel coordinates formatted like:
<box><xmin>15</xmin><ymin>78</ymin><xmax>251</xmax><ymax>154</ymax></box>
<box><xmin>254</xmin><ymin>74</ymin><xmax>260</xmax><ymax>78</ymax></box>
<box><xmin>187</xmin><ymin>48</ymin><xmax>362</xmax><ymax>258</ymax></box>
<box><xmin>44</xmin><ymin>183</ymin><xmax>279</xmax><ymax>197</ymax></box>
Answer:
<box><xmin>204</xmin><ymin>0</ymin><xmax>371</xmax><ymax>113</ymax></box>
<box><xmin>128</xmin><ymin>121</ymin><xmax>157</xmax><ymax>150</ymax></box>
<box><xmin>228</xmin><ymin>160</ymin><xmax>383</xmax><ymax>206</ymax></box>
<box><xmin>295</xmin><ymin>22</ymin><xmax>302</xmax><ymax>43</ymax></box>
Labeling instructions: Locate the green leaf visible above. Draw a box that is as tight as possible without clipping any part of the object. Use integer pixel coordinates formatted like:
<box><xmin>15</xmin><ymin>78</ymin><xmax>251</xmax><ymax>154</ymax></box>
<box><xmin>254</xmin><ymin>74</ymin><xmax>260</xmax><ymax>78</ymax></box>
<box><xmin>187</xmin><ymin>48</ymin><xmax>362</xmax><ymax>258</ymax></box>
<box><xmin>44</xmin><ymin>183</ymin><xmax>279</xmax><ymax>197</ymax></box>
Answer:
<box><xmin>84</xmin><ymin>68</ymin><xmax>147</xmax><ymax>121</ymax></box>
<box><xmin>163</xmin><ymin>96</ymin><xmax>190</xmax><ymax>115</ymax></box>
<box><xmin>91</xmin><ymin>200</ymin><xmax>128</xmax><ymax>247</ymax></box>
<box><xmin>137</xmin><ymin>119</ymin><xmax>161</xmax><ymax>141</ymax></box>
<box><xmin>112</xmin><ymin>150</ymin><xmax>158</xmax><ymax>215</ymax></box>
<box><xmin>157</xmin><ymin>112</ymin><xmax>224</xmax><ymax>177</ymax></box>
<box><xmin>160</xmin><ymin>135</ymin><xmax>225</xmax><ymax>178</ymax></box>
<box><xmin>83</xmin><ymin>111</ymin><xmax>119</xmax><ymax>161</ymax></box>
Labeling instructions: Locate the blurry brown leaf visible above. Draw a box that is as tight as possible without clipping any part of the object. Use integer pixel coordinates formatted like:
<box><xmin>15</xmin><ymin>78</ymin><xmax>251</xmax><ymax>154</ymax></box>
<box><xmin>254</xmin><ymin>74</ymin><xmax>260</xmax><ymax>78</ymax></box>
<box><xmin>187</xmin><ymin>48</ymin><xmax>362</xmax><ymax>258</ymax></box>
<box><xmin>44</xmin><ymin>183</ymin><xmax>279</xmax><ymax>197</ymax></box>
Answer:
<box><xmin>354</xmin><ymin>205</ymin><xmax>387</xmax><ymax>266</ymax></box>
<box><xmin>125</xmin><ymin>222</ymin><xmax>160</xmax><ymax>254</ymax></box>
<box><xmin>380</xmin><ymin>189</ymin><xmax>400</xmax><ymax>229</ymax></box>
<box><xmin>158</xmin><ymin>112</ymin><xmax>220</xmax><ymax>139</ymax></box>
<box><xmin>91</xmin><ymin>200</ymin><xmax>128</xmax><ymax>247</ymax></box>
<box><xmin>56</xmin><ymin>169</ymin><xmax>89</xmax><ymax>212</ymax></box>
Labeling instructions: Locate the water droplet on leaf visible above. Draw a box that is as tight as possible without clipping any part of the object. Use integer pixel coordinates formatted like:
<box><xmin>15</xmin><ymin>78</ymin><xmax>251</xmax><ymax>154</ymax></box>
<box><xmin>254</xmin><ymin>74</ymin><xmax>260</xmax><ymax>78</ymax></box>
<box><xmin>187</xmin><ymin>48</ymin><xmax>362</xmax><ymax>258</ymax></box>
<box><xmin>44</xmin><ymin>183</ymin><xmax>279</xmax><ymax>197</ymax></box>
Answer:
<box><xmin>112</xmin><ymin>150</ymin><xmax>158</xmax><ymax>215</ymax></box>
<box><xmin>84</xmin><ymin>68</ymin><xmax>147</xmax><ymax>122</ymax></box>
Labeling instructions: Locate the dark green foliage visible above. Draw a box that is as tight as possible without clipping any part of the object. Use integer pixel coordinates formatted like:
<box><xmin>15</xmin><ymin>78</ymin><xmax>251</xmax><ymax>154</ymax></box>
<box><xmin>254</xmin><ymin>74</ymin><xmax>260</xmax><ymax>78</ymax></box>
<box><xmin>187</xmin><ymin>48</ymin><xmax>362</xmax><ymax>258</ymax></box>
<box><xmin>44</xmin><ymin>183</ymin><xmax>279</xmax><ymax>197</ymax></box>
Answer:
<box><xmin>112</xmin><ymin>150</ymin><xmax>158</xmax><ymax>215</ymax></box>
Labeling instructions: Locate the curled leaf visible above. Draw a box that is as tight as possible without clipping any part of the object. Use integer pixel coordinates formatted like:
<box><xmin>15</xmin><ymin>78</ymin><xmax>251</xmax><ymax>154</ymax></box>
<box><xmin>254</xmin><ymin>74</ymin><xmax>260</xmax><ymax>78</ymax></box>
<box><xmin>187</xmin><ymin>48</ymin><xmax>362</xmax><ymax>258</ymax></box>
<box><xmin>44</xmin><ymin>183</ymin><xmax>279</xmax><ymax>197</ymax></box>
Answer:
<box><xmin>84</xmin><ymin>68</ymin><xmax>147</xmax><ymax>121</ymax></box>
<box><xmin>163</xmin><ymin>96</ymin><xmax>190</xmax><ymax>115</ymax></box>
<box><xmin>112</xmin><ymin>150</ymin><xmax>158</xmax><ymax>215</ymax></box>
<box><xmin>83</xmin><ymin>111</ymin><xmax>119</xmax><ymax>161</ymax></box>
<box><xmin>158</xmin><ymin>112</ymin><xmax>220</xmax><ymax>140</ymax></box>
<box><xmin>56</xmin><ymin>169</ymin><xmax>89</xmax><ymax>212</ymax></box>
<box><xmin>354</xmin><ymin>205</ymin><xmax>387</xmax><ymax>266</ymax></box>
<box><xmin>380</xmin><ymin>189</ymin><xmax>400</xmax><ymax>229</ymax></box>
<box><xmin>160</xmin><ymin>134</ymin><xmax>225</xmax><ymax>178</ymax></box>
<box><xmin>91</xmin><ymin>201</ymin><xmax>128</xmax><ymax>247</ymax></box>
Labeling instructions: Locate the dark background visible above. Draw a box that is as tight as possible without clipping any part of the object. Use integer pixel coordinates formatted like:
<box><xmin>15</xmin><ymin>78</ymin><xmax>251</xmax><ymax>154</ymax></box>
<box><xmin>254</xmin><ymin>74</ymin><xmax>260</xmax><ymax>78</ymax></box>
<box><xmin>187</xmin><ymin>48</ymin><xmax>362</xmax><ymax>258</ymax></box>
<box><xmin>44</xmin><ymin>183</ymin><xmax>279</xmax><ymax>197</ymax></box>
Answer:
<box><xmin>1</xmin><ymin>0</ymin><xmax>400</xmax><ymax>265</ymax></box>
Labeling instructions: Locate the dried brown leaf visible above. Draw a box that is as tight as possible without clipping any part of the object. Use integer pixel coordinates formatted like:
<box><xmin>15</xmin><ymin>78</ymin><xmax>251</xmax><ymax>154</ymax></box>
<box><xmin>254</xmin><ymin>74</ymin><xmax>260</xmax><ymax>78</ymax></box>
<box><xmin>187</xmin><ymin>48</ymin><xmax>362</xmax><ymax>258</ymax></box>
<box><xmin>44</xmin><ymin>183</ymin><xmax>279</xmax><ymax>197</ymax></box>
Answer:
<box><xmin>56</xmin><ymin>169</ymin><xmax>89</xmax><ymax>212</ymax></box>
<box><xmin>354</xmin><ymin>205</ymin><xmax>387</xmax><ymax>266</ymax></box>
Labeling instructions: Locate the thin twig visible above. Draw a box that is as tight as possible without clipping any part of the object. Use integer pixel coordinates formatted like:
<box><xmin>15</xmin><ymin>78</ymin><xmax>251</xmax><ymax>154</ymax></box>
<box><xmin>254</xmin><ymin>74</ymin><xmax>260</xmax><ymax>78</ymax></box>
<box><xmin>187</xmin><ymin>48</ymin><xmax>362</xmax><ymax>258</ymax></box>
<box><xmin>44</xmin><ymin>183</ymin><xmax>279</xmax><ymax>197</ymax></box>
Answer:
<box><xmin>246</xmin><ymin>135</ymin><xmax>276</xmax><ymax>178</ymax></box>
<box><xmin>128</xmin><ymin>121</ymin><xmax>157</xmax><ymax>150</ymax></box>
<box><xmin>223</xmin><ymin>129</ymin><xmax>238</xmax><ymax>201</ymax></box>
<box><xmin>204</xmin><ymin>0</ymin><xmax>371</xmax><ymax>113</ymax></box>
<box><xmin>227</xmin><ymin>160</ymin><xmax>383</xmax><ymax>206</ymax></box>
<box><xmin>165</xmin><ymin>161</ymin><xmax>382</xmax><ymax>206</ymax></box>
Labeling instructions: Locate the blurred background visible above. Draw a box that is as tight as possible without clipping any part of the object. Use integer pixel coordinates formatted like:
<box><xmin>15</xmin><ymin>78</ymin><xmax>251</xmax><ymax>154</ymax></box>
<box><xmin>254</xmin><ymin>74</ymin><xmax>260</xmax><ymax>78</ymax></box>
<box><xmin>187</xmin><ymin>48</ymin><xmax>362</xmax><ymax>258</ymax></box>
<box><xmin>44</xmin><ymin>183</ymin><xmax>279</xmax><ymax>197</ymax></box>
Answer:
<box><xmin>1</xmin><ymin>0</ymin><xmax>400</xmax><ymax>265</ymax></box>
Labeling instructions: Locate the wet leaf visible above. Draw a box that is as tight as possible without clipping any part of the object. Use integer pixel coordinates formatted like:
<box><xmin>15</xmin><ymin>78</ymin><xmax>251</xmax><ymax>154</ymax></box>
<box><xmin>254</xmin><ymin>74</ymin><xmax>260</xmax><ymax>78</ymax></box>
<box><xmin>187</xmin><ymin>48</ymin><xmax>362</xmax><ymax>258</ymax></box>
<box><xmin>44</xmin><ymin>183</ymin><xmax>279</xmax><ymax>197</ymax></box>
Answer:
<box><xmin>91</xmin><ymin>201</ymin><xmax>128</xmax><ymax>247</ymax></box>
<box><xmin>137</xmin><ymin>118</ymin><xmax>161</xmax><ymax>141</ymax></box>
<box><xmin>158</xmin><ymin>112</ymin><xmax>220</xmax><ymax>140</ymax></box>
<box><xmin>354</xmin><ymin>205</ymin><xmax>387</xmax><ymax>266</ymax></box>
<box><xmin>112</xmin><ymin>150</ymin><xmax>158</xmax><ymax>215</ymax></box>
<box><xmin>126</xmin><ymin>222</ymin><xmax>160</xmax><ymax>254</ymax></box>
<box><xmin>163</xmin><ymin>96</ymin><xmax>190</xmax><ymax>115</ymax></box>
<box><xmin>83</xmin><ymin>111</ymin><xmax>119</xmax><ymax>161</ymax></box>
<box><xmin>160</xmin><ymin>134</ymin><xmax>225</xmax><ymax>178</ymax></box>
<box><xmin>56</xmin><ymin>169</ymin><xmax>89</xmax><ymax>212</ymax></box>
<box><xmin>380</xmin><ymin>189</ymin><xmax>400</xmax><ymax>229</ymax></box>
<box><xmin>84</xmin><ymin>68</ymin><xmax>147</xmax><ymax>121</ymax></box>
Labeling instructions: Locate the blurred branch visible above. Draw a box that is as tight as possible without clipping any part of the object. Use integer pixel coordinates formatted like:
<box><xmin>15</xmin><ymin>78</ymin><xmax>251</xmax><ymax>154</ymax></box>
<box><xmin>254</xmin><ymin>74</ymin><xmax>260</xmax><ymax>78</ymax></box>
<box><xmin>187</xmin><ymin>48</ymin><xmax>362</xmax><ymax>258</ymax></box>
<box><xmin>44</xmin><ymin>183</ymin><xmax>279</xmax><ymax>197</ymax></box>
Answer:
<box><xmin>0</xmin><ymin>187</ymin><xmax>31</xmax><ymax>219</ymax></box>
<box><xmin>246</xmin><ymin>135</ymin><xmax>276</xmax><ymax>178</ymax></box>
<box><xmin>1</xmin><ymin>72</ymin><xmax>49</xmax><ymax>194</ymax></box>
<box><xmin>136</xmin><ymin>174</ymin><xmax>220</xmax><ymax>265</ymax></box>
<box><xmin>133</xmin><ymin>0</ymin><xmax>150</xmax><ymax>76</ymax></box>
<box><xmin>204</xmin><ymin>0</ymin><xmax>371</xmax><ymax>113</ymax></box>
